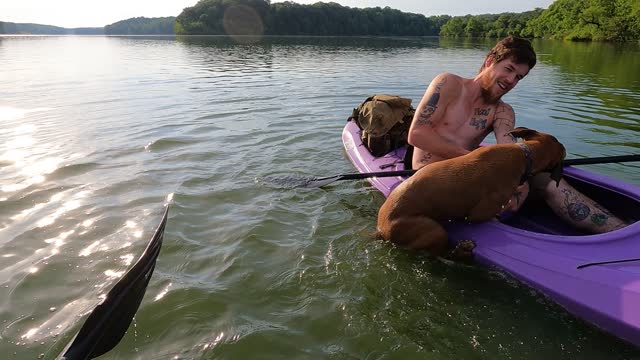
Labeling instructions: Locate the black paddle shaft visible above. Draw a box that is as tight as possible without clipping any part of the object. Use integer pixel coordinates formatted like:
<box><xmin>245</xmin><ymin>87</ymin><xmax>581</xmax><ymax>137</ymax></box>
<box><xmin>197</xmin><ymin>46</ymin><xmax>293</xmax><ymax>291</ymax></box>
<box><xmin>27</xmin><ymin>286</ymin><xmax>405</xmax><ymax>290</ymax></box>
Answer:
<box><xmin>301</xmin><ymin>154</ymin><xmax>640</xmax><ymax>188</ymax></box>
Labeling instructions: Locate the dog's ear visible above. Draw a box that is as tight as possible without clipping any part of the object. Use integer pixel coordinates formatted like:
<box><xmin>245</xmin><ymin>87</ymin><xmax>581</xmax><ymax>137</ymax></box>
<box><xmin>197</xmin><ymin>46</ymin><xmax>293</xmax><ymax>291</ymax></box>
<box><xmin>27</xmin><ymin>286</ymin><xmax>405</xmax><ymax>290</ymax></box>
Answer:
<box><xmin>506</xmin><ymin>127</ymin><xmax>538</xmax><ymax>140</ymax></box>
<box><xmin>549</xmin><ymin>159</ymin><xmax>564</xmax><ymax>187</ymax></box>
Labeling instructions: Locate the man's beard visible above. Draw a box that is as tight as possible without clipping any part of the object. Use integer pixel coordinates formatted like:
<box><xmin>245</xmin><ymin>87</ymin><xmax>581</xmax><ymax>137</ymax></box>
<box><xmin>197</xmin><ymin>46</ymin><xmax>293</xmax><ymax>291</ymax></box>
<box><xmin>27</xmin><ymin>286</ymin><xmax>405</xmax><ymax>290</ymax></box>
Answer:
<box><xmin>480</xmin><ymin>83</ymin><xmax>504</xmax><ymax>103</ymax></box>
<box><xmin>480</xmin><ymin>77</ymin><xmax>503</xmax><ymax>103</ymax></box>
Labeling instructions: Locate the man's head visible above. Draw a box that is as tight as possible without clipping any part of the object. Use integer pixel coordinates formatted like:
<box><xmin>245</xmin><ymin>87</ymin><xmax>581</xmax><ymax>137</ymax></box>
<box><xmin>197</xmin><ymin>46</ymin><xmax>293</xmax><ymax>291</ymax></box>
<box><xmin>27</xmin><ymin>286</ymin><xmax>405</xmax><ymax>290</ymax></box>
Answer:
<box><xmin>478</xmin><ymin>36</ymin><xmax>537</xmax><ymax>103</ymax></box>
<box><xmin>480</xmin><ymin>36</ymin><xmax>537</xmax><ymax>72</ymax></box>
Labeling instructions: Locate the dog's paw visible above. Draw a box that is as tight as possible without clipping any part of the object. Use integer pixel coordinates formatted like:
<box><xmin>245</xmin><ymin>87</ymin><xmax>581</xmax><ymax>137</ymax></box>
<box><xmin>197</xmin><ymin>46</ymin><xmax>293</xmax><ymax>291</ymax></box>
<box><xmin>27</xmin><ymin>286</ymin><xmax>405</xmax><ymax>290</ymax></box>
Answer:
<box><xmin>447</xmin><ymin>239</ymin><xmax>476</xmax><ymax>261</ymax></box>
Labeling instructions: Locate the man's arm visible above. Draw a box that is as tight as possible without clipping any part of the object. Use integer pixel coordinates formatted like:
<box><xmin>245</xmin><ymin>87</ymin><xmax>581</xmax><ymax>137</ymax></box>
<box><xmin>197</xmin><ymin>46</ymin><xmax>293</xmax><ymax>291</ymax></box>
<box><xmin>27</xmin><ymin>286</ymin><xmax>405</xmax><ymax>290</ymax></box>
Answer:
<box><xmin>493</xmin><ymin>102</ymin><xmax>530</xmax><ymax>212</ymax></box>
<box><xmin>493</xmin><ymin>102</ymin><xmax>517</xmax><ymax>144</ymax></box>
<box><xmin>407</xmin><ymin>73</ymin><xmax>470</xmax><ymax>159</ymax></box>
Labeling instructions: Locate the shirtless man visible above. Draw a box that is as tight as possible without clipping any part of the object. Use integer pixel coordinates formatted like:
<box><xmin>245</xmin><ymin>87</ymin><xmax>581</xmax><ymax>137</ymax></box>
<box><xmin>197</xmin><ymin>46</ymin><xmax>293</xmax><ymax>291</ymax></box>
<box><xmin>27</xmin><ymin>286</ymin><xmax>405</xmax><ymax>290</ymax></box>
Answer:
<box><xmin>408</xmin><ymin>36</ymin><xmax>626</xmax><ymax>233</ymax></box>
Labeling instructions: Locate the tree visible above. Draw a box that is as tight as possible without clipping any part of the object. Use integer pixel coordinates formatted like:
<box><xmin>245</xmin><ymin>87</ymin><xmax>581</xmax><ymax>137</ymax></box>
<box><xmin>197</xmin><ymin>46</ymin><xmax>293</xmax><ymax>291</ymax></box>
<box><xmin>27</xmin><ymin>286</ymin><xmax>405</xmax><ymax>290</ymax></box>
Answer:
<box><xmin>522</xmin><ymin>0</ymin><xmax>638</xmax><ymax>41</ymax></box>
<box><xmin>177</xmin><ymin>0</ymin><xmax>441</xmax><ymax>36</ymax></box>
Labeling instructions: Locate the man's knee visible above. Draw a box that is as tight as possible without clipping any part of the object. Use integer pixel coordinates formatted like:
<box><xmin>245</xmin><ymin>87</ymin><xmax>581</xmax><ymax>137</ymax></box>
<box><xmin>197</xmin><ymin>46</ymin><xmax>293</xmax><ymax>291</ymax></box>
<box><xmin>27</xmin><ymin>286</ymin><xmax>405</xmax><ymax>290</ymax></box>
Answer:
<box><xmin>530</xmin><ymin>172</ymin><xmax>561</xmax><ymax>195</ymax></box>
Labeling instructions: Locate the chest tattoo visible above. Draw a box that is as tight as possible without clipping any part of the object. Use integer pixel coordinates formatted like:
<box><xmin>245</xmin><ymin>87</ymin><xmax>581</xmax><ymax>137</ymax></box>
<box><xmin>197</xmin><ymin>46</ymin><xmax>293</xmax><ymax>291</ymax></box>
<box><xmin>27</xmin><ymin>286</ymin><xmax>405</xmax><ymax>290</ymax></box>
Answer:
<box><xmin>469</xmin><ymin>118</ymin><xmax>487</xmax><ymax>130</ymax></box>
<box><xmin>469</xmin><ymin>107</ymin><xmax>491</xmax><ymax>130</ymax></box>
<box><xmin>474</xmin><ymin>107</ymin><xmax>491</xmax><ymax>116</ymax></box>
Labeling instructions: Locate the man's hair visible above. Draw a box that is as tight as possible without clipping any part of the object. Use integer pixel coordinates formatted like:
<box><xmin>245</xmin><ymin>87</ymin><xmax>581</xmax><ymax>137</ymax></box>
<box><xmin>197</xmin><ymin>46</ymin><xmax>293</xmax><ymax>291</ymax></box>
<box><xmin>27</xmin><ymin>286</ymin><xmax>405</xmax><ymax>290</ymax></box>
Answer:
<box><xmin>480</xmin><ymin>36</ymin><xmax>537</xmax><ymax>72</ymax></box>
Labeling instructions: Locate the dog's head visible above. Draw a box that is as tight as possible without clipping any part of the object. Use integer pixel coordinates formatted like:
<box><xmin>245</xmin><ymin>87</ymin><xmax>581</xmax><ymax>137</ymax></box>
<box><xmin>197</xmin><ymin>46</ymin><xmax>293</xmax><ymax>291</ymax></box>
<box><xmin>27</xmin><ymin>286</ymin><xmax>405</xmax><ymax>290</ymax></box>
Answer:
<box><xmin>507</xmin><ymin>127</ymin><xmax>566</xmax><ymax>186</ymax></box>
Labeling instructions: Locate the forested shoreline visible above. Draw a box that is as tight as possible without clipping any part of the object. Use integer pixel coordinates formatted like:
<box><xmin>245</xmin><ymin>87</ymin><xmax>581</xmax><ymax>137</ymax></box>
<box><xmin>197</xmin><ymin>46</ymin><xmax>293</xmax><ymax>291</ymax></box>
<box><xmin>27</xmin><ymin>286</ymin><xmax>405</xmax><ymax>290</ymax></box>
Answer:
<box><xmin>442</xmin><ymin>0</ymin><xmax>640</xmax><ymax>41</ymax></box>
<box><xmin>2</xmin><ymin>0</ymin><xmax>639</xmax><ymax>41</ymax></box>
<box><xmin>105</xmin><ymin>17</ymin><xmax>175</xmax><ymax>35</ymax></box>
<box><xmin>0</xmin><ymin>22</ymin><xmax>103</xmax><ymax>35</ymax></box>
<box><xmin>175</xmin><ymin>0</ymin><xmax>449</xmax><ymax>36</ymax></box>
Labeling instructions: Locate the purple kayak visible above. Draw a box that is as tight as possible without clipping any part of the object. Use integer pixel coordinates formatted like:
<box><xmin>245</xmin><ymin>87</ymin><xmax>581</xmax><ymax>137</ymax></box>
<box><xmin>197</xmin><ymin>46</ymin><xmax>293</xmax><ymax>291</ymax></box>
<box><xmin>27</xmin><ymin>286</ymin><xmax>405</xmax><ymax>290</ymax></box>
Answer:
<box><xmin>342</xmin><ymin>119</ymin><xmax>640</xmax><ymax>347</ymax></box>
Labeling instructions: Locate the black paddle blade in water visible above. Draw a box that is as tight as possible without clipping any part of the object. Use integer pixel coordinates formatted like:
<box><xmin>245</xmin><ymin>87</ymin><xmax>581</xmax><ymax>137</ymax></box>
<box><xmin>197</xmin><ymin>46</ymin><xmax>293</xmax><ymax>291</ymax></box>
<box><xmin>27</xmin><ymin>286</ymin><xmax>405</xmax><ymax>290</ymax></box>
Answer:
<box><xmin>60</xmin><ymin>205</ymin><xmax>169</xmax><ymax>360</ymax></box>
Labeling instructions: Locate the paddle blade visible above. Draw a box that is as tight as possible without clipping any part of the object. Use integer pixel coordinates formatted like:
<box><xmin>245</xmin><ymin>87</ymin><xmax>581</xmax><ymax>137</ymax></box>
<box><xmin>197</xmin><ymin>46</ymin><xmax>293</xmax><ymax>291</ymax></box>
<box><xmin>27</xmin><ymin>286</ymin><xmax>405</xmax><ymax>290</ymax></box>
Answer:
<box><xmin>60</xmin><ymin>205</ymin><xmax>169</xmax><ymax>360</ymax></box>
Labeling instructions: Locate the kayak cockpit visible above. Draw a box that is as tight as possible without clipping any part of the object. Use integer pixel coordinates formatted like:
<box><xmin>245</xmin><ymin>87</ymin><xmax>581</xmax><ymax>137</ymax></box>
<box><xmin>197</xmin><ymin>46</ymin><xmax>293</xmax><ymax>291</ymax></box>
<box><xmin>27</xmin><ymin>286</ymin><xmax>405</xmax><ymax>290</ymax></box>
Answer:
<box><xmin>501</xmin><ymin>169</ymin><xmax>640</xmax><ymax>236</ymax></box>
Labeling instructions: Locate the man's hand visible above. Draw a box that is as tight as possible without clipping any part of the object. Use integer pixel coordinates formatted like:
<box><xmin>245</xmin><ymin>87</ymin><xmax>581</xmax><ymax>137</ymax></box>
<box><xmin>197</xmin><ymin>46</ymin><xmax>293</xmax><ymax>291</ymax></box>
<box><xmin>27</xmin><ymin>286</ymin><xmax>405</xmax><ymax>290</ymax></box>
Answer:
<box><xmin>501</xmin><ymin>182</ymin><xmax>530</xmax><ymax>215</ymax></box>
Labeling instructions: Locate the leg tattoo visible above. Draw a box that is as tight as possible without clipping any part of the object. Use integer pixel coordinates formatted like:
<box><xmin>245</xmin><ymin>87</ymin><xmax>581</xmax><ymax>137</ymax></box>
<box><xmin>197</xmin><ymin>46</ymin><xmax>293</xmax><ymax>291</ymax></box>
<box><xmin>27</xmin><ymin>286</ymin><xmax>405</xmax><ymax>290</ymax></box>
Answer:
<box><xmin>561</xmin><ymin>189</ymin><xmax>609</xmax><ymax>227</ymax></box>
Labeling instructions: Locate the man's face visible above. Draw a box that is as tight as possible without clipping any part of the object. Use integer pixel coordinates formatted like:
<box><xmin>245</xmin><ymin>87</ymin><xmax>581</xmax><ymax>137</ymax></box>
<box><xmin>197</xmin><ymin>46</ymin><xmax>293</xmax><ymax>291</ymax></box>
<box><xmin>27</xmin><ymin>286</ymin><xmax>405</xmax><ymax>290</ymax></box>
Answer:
<box><xmin>480</xmin><ymin>57</ymin><xmax>530</xmax><ymax>103</ymax></box>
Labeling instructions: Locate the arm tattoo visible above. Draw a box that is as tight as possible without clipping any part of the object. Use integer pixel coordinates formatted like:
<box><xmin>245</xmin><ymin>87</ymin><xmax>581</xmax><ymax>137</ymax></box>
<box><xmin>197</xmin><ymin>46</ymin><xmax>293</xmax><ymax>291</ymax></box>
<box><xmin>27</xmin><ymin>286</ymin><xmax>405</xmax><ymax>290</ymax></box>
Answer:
<box><xmin>416</xmin><ymin>77</ymin><xmax>447</xmax><ymax>127</ymax></box>
<box><xmin>416</xmin><ymin>93</ymin><xmax>439</xmax><ymax>126</ymax></box>
<box><xmin>493</xmin><ymin>104</ymin><xmax>516</xmax><ymax>142</ymax></box>
<box><xmin>420</xmin><ymin>152</ymin><xmax>433</xmax><ymax>163</ymax></box>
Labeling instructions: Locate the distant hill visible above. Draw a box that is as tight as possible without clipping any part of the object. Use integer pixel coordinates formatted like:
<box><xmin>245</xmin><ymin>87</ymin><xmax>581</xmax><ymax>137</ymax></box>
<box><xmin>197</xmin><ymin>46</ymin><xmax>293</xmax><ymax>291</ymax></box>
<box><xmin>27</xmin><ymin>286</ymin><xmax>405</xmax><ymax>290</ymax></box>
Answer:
<box><xmin>0</xmin><ymin>21</ymin><xmax>103</xmax><ymax>35</ymax></box>
<box><xmin>105</xmin><ymin>17</ymin><xmax>175</xmax><ymax>35</ymax></box>
<box><xmin>0</xmin><ymin>17</ymin><xmax>176</xmax><ymax>35</ymax></box>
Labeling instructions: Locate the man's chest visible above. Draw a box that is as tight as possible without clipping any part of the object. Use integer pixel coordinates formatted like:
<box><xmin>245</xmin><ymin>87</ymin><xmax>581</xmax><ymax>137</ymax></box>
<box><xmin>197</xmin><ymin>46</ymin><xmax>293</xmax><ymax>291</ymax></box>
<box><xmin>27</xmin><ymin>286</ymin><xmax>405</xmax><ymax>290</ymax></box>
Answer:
<box><xmin>442</xmin><ymin>102</ymin><xmax>497</xmax><ymax>136</ymax></box>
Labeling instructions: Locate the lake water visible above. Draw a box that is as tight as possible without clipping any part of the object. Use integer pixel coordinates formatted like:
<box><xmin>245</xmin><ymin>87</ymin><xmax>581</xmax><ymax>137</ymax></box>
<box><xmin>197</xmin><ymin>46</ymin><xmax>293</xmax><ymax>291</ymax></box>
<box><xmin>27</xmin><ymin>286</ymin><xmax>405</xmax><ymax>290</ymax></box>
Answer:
<box><xmin>1</xmin><ymin>35</ymin><xmax>639</xmax><ymax>359</ymax></box>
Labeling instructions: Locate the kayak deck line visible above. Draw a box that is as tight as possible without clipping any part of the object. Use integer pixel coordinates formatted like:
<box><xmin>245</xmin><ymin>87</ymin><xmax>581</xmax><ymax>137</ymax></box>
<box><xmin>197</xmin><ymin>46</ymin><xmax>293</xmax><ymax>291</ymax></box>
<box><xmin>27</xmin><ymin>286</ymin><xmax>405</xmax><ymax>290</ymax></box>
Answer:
<box><xmin>578</xmin><ymin>257</ymin><xmax>640</xmax><ymax>269</ymax></box>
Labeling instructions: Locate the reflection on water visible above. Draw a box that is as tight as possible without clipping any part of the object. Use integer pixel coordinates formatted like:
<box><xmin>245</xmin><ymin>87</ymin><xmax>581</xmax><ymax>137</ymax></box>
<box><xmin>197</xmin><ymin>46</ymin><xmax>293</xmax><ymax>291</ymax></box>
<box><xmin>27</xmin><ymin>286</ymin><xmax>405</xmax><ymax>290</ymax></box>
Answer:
<box><xmin>535</xmin><ymin>40</ymin><xmax>640</xmax><ymax>90</ymax></box>
<box><xmin>0</xmin><ymin>35</ymin><xmax>638</xmax><ymax>359</ymax></box>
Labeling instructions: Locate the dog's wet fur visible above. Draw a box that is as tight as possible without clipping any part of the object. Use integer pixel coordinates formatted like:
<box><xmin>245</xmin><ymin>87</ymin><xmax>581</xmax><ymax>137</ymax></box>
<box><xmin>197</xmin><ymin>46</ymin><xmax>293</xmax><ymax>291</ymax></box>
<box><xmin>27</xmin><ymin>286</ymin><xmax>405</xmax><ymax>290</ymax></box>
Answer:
<box><xmin>377</xmin><ymin>127</ymin><xmax>566</xmax><ymax>257</ymax></box>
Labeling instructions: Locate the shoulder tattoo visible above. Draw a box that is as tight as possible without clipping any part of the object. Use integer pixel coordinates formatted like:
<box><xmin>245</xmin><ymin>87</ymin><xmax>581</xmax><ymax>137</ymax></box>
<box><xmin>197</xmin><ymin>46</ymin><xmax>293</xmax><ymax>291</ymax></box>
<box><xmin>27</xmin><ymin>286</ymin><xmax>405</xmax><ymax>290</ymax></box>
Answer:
<box><xmin>416</xmin><ymin>77</ymin><xmax>447</xmax><ymax>127</ymax></box>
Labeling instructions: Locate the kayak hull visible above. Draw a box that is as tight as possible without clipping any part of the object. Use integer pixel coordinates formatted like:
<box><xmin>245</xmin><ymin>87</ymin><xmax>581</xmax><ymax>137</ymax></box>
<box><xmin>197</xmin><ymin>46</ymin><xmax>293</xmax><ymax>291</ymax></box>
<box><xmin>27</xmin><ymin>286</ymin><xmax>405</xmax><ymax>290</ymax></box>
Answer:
<box><xmin>342</xmin><ymin>119</ymin><xmax>640</xmax><ymax>347</ymax></box>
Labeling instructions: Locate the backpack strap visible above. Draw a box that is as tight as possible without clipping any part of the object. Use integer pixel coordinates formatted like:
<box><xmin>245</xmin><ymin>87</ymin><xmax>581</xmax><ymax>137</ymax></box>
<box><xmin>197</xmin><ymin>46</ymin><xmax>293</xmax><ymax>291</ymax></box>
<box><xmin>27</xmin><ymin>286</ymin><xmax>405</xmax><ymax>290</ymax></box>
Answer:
<box><xmin>403</xmin><ymin>145</ymin><xmax>414</xmax><ymax>170</ymax></box>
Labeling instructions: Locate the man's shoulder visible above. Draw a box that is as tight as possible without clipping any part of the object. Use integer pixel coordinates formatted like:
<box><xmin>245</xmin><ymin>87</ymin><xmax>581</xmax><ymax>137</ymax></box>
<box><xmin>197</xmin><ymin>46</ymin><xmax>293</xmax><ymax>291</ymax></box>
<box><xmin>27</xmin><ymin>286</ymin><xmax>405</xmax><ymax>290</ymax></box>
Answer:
<box><xmin>434</xmin><ymin>72</ymin><xmax>464</xmax><ymax>83</ymax></box>
<box><xmin>431</xmin><ymin>72</ymin><xmax>464</xmax><ymax>91</ymax></box>
<box><xmin>495</xmin><ymin>100</ymin><xmax>515</xmax><ymax>114</ymax></box>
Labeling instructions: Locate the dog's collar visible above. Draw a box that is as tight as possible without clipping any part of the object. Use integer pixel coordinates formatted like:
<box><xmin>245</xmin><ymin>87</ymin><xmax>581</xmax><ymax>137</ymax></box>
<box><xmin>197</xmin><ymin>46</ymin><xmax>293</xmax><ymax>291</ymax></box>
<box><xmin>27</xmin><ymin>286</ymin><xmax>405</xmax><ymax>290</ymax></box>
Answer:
<box><xmin>518</xmin><ymin>143</ymin><xmax>533</xmax><ymax>185</ymax></box>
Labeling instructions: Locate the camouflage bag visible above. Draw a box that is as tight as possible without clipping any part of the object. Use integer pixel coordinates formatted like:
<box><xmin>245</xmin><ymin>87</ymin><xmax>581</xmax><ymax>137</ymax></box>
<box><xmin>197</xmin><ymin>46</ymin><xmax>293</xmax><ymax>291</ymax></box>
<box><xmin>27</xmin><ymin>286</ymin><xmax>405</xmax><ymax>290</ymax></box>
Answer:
<box><xmin>351</xmin><ymin>94</ymin><xmax>415</xmax><ymax>157</ymax></box>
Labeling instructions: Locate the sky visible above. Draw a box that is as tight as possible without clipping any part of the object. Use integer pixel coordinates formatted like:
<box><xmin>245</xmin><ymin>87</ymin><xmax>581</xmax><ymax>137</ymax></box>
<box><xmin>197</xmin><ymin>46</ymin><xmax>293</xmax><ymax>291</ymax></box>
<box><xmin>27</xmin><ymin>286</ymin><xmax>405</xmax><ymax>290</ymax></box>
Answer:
<box><xmin>0</xmin><ymin>0</ymin><xmax>555</xmax><ymax>29</ymax></box>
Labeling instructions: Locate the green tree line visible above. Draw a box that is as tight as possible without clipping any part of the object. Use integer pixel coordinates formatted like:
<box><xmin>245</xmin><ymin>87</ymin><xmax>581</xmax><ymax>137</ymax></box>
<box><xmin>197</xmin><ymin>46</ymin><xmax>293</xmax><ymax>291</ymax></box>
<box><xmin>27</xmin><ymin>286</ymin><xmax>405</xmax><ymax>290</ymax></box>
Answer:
<box><xmin>524</xmin><ymin>0</ymin><xmax>640</xmax><ymax>41</ymax></box>
<box><xmin>0</xmin><ymin>18</ymin><xmax>172</xmax><ymax>35</ymax></box>
<box><xmin>175</xmin><ymin>0</ymin><xmax>639</xmax><ymax>41</ymax></box>
<box><xmin>440</xmin><ymin>0</ymin><xmax>640</xmax><ymax>41</ymax></box>
<box><xmin>175</xmin><ymin>0</ymin><xmax>450</xmax><ymax>36</ymax></box>
<box><xmin>104</xmin><ymin>17</ymin><xmax>176</xmax><ymax>35</ymax></box>
<box><xmin>3</xmin><ymin>0</ymin><xmax>639</xmax><ymax>40</ymax></box>
<box><xmin>439</xmin><ymin>10</ymin><xmax>544</xmax><ymax>38</ymax></box>
<box><xmin>0</xmin><ymin>22</ymin><xmax>103</xmax><ymax>35</ymax></box>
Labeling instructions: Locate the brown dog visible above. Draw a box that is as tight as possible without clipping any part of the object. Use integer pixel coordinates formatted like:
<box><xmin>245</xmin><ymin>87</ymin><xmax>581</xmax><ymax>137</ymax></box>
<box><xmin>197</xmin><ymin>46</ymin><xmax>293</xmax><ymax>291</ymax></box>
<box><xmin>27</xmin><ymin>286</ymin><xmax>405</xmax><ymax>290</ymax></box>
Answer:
<box><xmin>377</xmin><ymin>127</ymin><xmax>566</xmax><ymax>255</ymax></box>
